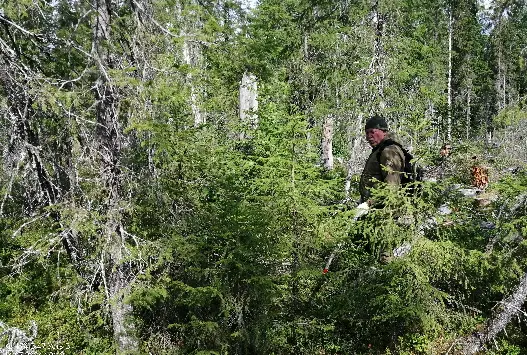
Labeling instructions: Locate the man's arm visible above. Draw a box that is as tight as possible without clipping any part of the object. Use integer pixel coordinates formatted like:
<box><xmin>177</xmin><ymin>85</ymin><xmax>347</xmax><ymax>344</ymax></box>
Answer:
<box><xmin>379</xmin><ymin>145</ymin><xmax>404</xmax><ymax>185</ymax></box>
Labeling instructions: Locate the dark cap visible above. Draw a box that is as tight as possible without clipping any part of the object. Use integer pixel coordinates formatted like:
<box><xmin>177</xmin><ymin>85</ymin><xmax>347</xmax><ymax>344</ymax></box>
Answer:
<box><xmin>365</xmin><ymin>114</ymin><xmax>388</xmax><ymax>131</ymax></box>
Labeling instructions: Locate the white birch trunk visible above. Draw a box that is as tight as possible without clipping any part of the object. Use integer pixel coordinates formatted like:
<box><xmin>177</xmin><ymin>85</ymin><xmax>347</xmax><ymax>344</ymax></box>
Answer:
<box><xmin>344</xmin><ymin>113</ymin><xmax>364</xmax><ymax>200</ymax></box>
<box><xmin>425</xmin><ymin>100</ymin><xmax>440</xmax><ymax>145</ymax></box>
<box><xmin>177</xmin><ymin>1</ymin><xmax>204</xmax><ymax>127</ymax></box>
<box><xmin>370</xmin><ymin>0</ymin><xmax>386</xmax><ymax>111</ymax></box>
<box><xmin>501</xmin><ymin>50</ymin><xmax>506</xmax><ymax>109</ymax></box>
<box><xmin>345</xmin><ymin>136</ymin><xmax>363</xmax><ymax>199</ymax></box>
<box><xmin>466</xmin><ymin>86</ymin><xmax>471</xmax><ymax>140</ymax></box>
<box><xmin>239</xmin><ymin>71</ymin><xmax>258</xmax><ymax>129</ymax></box>
<box><xmin>183</xmin><ymin>37</ymin><xmax>204</xmax><ymax>127</ymax></box>
<box><xmin>321</xmin><ymin>114</ymin><xmax>334</xmax><ymax>170</ymax></box>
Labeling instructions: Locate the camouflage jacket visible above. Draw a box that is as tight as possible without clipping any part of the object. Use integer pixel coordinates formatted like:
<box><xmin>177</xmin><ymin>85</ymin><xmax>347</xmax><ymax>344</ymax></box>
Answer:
<box><xmin>359</xmin><ymin>136</ymin><xmax>405</xmax><ymax>203</ymax></box>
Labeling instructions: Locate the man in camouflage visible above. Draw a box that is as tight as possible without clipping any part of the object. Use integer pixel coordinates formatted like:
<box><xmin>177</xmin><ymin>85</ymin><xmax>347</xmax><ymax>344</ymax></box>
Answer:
<box><xmin>359</xmin><ymin>114</ymin><xmax>405</xmax><ymax>206</ymax></box>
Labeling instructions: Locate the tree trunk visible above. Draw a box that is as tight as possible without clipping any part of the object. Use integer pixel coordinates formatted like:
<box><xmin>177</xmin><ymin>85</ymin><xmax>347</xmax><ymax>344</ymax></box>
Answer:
<box><xmin>183</xmin><ymin>39</ymin><xmax>204</xmax><ymax>127</ymax></box>
<box><xmin>497</xmin><ymin>45</ymin><xmax>506</xmax><ymax>111</ymax></box>
<box><xmin>108</xmin><ymin>227</ymin><xmax>137</xmax><ymax>352</ymax></box>
<box><xmin>180</xmin><ymin>3</ymin><xmax>205</xmax><ymax>127</ymax></box>
<box><xmin>466</xmin><ymin>85</ymin><xmax>471</xmax><ymax>140</ymax></box>
<box><xmin>321</xmin><ymin>114</ymin><xmax>334</xmax><ymax>170</ymax></box>
<box><xmin>239</xmin><ymin>71</ymin><xmax>258</xmax><ymax>130</ymax></box>
<box><xmin>447</xmin><ymin>8</ymin><xmax>453</xmax><ymax>142</ymax></box>
<box><xmin>370</xmin><ymin>0</ymin><xmax>387</xmax><ymax>111</ymax></box>
<box><xmin>344</xmin><ymin>113</ymin><xmax>364</xmax><ymax>200</ymax></box>
<box><xmin>92</xmin><ymin>0</ymin><xmax>138</xmax><ymax>352</ymax></box>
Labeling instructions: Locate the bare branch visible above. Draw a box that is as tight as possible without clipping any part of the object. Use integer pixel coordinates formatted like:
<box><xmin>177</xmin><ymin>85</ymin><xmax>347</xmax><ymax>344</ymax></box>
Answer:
<box><xmin>455</xmin><ymin>270</ymin><xmax>527</xmax><ymax>354</ymax></box>
<box><xmin>0</xmin><ymin>13</ymin><xmax>43</xmax><ymax>39</ymax></box>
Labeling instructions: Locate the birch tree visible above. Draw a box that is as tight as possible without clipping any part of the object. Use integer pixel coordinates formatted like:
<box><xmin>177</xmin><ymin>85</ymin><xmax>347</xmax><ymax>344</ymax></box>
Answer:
<box><xmin>321</xmin><ymin>114</ymin><xmax>334</xmax><ymax>170</ymax></box>
<box><xmin>239</xmin><ymin>71</ymin><xmax>258</xmax><ymax>130</ymax></box>
<box><xmin>179</xmin><ymin>1</ymin><xmax>206</xmax><ymax>127</ymax></box>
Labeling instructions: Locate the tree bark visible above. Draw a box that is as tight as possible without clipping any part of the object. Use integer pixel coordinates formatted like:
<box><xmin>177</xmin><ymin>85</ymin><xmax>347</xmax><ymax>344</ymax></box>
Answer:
<box><xmin>344</xmin><ymin>113</ymin><xmax>364</xmax><ymax>200</ymax></box>
<box><xmin>239</xmin><ymin>71</ymin><xmax>258</xmax><ymax>130</ymax></box>
<box><xmin>92</xmin><ymin>0</ymin><xmax>138</xmax><ymax>352</ymax></box>
<box><xmin>321</xmin><ymin>114</ymin><xmax>334</xmax><ymax>170</ymax></box>
<box><xmin>447</xmin><ymin>8</ymin><xmax>453</xmax><ymax>142</ymax></box>
<box><xmin>180</xmin><ymin>2</ymin><xmax>205</xmax><ymax>127</ymax></box>
<box><xmin>466</xmin><ymin>85</ymin><xmax>471</xmax><ymax>140</ymax></box>
<box><xmin>497</xmin><ymin>45</ymin><xmax>506</xmax><ymax>111</ymax></box>
<box><xmin>370</xmin><ymin>0</ymin><xmax>387</xmax><ymax>111</ymax></box>
<box><xmin>184</xmin><ymin>41</ymin><xmax>204</xmax><ymax>127</ymax></box>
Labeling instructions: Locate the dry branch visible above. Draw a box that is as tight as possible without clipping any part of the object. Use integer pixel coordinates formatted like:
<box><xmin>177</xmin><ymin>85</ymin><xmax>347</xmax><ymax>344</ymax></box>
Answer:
<box><xmin>454</xmin><ymin>270</ymin><xmax>527</xmax><ymax>354</ymax></box>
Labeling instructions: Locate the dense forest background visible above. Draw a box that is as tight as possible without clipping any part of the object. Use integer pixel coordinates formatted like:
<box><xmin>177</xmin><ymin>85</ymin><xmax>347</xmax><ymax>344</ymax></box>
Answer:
<box><xmin>0</xmin><ymin>0</ymin><xmax>526</xmax><ymax>353</ymax></box>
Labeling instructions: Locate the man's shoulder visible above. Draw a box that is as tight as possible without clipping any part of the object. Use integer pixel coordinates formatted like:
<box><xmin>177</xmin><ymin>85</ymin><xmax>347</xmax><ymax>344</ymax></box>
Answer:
<box><xmin>379</xmin><ymin>140</ymin><xmax>405</xmax><ymax>157</ymax></box>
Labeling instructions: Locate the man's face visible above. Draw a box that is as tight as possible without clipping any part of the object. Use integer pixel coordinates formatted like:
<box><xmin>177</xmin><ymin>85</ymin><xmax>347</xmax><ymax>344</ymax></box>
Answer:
<box><xmin>365</xmin><ymin>128</ymin><xmax>386</xmax><ymax>147</ymax></box>
<box><xmin>440</xmin><ymin>145</ymin><xmax>452</xmax><ymax>157</ymax></box>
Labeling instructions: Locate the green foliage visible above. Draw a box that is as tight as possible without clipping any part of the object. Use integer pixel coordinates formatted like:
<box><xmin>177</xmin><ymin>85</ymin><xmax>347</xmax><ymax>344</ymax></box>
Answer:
<box><xmin>2</xmin><ymin>0</ymin><xmax>527</xmax><ymax>353</ymax></box>
<box><xmin>493</xmin><ymin>106</ymin><xmax>527</xmax><ymax>130</ymax></box>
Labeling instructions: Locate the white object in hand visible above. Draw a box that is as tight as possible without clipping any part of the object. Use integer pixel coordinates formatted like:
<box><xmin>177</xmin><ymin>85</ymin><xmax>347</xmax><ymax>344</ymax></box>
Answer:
<box><xmin>354</xmin><ymin>202</ymin><xmax>370</xmax><ymax>220</ymax></box>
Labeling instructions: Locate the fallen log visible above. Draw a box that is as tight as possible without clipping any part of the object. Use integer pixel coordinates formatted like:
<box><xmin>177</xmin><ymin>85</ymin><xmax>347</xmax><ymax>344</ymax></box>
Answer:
<box><xmin>453</xmin><ymin>270</ymin><xmax>527</xmax><ymax>354</ymax></box>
